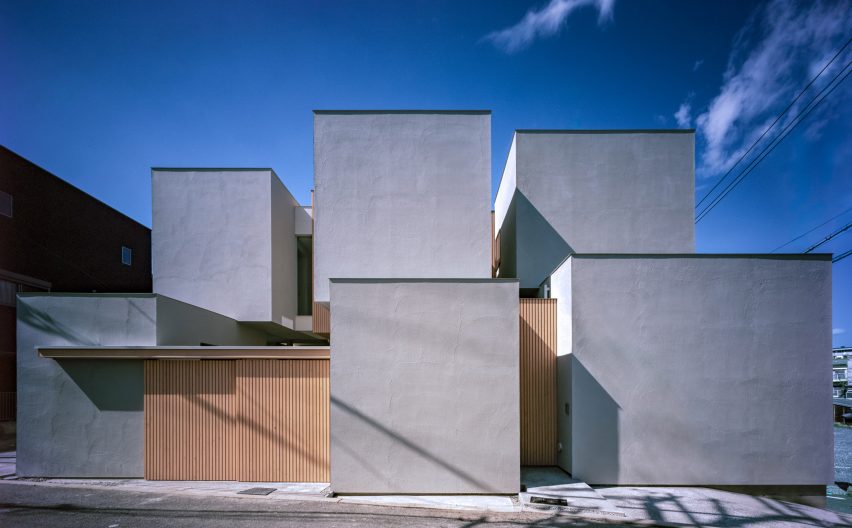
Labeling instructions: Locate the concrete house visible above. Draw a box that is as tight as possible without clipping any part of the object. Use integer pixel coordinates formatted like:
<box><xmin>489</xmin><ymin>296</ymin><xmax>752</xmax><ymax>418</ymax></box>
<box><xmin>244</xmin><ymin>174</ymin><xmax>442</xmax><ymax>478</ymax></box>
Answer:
<box><xmin>16</xmin><ymin>111</ymin><xmax>832</xmax><ymax>500</ymax></box>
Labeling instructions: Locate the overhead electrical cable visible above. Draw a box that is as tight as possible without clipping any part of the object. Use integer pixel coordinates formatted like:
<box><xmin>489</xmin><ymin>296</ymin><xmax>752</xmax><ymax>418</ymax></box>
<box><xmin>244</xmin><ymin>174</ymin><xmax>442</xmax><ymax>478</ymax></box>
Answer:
<box><xmin>804</xmin><ymin>221</ymin><xmax>852</xmax><ymax>253</ymax></box>
<box><xmin>769</xmin><ymin>205</ymin><xmax>852</xmax><ymax>253</ymax></box>
<box><xmin>695</xmin><ymin>38</ymin><xmax>851</xmax><ymax>210</ymax></box>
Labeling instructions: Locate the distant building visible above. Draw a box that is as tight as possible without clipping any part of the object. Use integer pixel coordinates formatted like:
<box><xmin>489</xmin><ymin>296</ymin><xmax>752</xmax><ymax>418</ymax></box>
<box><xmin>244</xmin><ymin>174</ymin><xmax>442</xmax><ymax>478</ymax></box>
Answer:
<box><xmin>13</xmin><ymin>112</ymin><xmax>832</xmax><ymax>504</ymax></box>
<box><xmin>0</xmin><ymin>145</ymin><xmax>152</xmax><ymax>420</ymax></box>
<box><xmin>834</xmin><ymin>346</ymin><xmax>852</xmax><ymax>400</ymax></box>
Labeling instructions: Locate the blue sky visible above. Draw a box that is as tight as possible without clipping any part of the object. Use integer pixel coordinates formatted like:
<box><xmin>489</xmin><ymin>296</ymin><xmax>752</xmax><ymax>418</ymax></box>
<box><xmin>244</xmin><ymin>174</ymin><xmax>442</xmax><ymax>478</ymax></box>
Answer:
<box><xmin>1</xmin><ymin>0</ymin><xmax>850</xmax><ymax>345</ymax></box>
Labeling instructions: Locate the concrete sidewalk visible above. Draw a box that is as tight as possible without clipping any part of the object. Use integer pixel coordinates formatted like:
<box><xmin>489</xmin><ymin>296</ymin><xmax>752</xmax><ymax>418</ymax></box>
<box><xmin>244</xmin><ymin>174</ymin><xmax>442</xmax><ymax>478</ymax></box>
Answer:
<box><xmin>3</xmin><ymin>455</ymin><xmax>851</xmax><ymax>527</ymax></box>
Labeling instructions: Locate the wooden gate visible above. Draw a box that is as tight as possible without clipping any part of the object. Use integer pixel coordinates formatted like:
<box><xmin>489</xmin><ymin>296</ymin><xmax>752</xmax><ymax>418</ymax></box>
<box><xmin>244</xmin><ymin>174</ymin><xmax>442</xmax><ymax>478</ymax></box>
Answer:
<box><xmin>520</xmin><ymin>298</ymin><xmax>558</xmax><ymax>465</ymax></box>
<box><xmin>144</xmin><ymin>359</ymin><xmax>330</xmax><ymax>481</ymax></box>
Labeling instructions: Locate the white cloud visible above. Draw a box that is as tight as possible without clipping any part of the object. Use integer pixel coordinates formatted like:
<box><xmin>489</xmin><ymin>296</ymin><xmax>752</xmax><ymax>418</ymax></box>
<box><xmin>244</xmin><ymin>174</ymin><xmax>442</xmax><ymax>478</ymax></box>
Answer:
<box><xmin>484</xmin><ymin>0</ymin><xmax>615</xmax><ymax>53</ymax></box>
<box><xmin>835</xmin><ymin>328</ymin><xmax>846</xmax><ymax>336</ymax></box>
<box><xmin>674</xmin><ymin>102</ymin><xmax>692</xmax><ymax>128</ymax></box>
<box><xmin>693</xmin><ymin>59</ymin><xmax>704</xmax><ymax>72</ymax></box>
<box><xmin>694</xmin><ymin>0</ymin><xmax>851</xmax><ymax>177</ymax></box>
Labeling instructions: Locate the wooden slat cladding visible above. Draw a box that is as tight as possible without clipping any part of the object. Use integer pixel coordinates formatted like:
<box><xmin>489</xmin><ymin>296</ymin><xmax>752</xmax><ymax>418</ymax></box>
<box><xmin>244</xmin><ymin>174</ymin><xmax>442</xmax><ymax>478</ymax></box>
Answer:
<box><xmin>491</xmin><ymin>212</ymin><xmax>501</xmax><ymax>277</ymax></box>
<box><xmin>519</xmin><ymin>298</ymin><xmax>558</xmax><ymax>465</ymax></box>
<box><xmin>238</xmin><ymin>359</ymin><xmax>329</xmax><ymax>482</ymax></box>
<box><xmin>144</xmin><ymin>359</ymin><xmax>329</xmax><ymax>482</ymax></box>
<box><xmin>144</xmin><ymin>360</ymin><xmax>239</xmax><ymax>480</ymax></box>
<box><xmin>312</xmin><ymin>302</ymin><xmax>330</xmax><ymax>335</ymax></box>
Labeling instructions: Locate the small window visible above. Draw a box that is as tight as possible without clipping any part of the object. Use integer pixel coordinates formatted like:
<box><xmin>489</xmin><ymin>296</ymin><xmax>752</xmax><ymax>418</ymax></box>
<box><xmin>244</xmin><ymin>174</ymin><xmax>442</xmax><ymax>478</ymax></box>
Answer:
<box><xmin>121</xmin><ymin>246</ymin><xmax>132</xmax><ymax>266</ymax></box>
<box><xmin>0</xmin><ymin>191</ymin><xmax>12</xmax><ymax>218</ymax></box>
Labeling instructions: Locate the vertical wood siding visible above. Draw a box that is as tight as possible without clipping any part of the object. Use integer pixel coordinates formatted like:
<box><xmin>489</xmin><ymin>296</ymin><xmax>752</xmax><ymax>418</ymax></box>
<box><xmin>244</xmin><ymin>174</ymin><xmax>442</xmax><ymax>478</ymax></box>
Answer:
<box><xmin>144</xmin><ymin>360</ymin><xmax>240</xmax><ymax>480</ymax></box>
<box><xmin>144</xmin><ymin>359</ymin><xmax>329</xmax><ymax>482</ymax></box>
<box><xmin>519</xmin><ymin>298</ymin><xmax>558</xmax><ymax>465</ymax></box>
<box><xmin>312</xmin><ymin>302</ymin><xmax>330</xmax><ymax>335</ymax></box>
<box><xmin>491</xmin><ymin>211</ymin><xmax>496</xmax><ymax>277</ymax></box>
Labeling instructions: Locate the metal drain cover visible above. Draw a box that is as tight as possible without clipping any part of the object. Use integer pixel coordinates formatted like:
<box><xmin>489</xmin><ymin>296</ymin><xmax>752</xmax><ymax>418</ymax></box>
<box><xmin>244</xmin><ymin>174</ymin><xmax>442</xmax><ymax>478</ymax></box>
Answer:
<box><xmin>237</xmin><ymin>487</ymin><xmax>276</xmax><ymax>496</ymax></box>
<box><xmin>529</xmin><ymin>496</ymin><xmax>568</xmax><ymax>506</ymax></box>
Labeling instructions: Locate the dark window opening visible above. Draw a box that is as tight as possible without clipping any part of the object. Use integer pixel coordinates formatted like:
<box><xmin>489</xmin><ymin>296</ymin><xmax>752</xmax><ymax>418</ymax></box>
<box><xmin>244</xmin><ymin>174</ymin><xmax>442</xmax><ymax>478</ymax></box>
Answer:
<box><xmin>297</xmin><ymin>236</ymin><xmax>313</xmax><ymax>315</ymax></box>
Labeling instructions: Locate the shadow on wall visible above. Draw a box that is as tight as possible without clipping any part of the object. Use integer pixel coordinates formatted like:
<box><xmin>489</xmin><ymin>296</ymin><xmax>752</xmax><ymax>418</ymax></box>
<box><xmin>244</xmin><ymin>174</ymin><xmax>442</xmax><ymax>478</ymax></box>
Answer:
<box><xmin>58</xmin><ymin>359</ymin><xmax>143</xmax><ymax>412</ymax></box>
<box><xmin>17</xmin><ymin>301</ymin><xmax>98</xmax><ymax>346</ymax></box>
<box><xmin>515</xmin><ymin>191</ymin><xmax>573</xmax><ymax>290</ymax></box>
<box><xmin>572</xmin><ymin>356</ymin><xmax>620</xmax><ymax>485</ymax></box>
<box><xmin>145</xmin><ymin>361</ymin><xmax>329</xmax><ymax>471</ymax></box>
<box><xmin>594</xmin><ymin>487</ymin><xmax>845</xmax><ymax>527</ymax></box>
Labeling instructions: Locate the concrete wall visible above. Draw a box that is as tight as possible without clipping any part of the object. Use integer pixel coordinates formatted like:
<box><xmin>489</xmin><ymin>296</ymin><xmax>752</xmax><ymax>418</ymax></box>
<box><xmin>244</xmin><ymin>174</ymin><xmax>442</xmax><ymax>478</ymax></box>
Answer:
<box><xmin>271</xmin><ymin>175</ymin><xmax>299</xmax><ymax>328</ymax></box>
<box><xmin>494</xmin><ymin>135</ymin><xmax>516</xmax><ymax>237</ymax></box>
<box><xmin>329</xmin><ymin>279</ymin><xmax>520</xmax><ymax>493</ymax></box>
<box><xmin>155</xmin><ymin>296</ymin><xmax>268</xmax><ymax>346</ymax></box>
<box><xmin>152</xmin><ymin>169</ymin><xmax>299</xmax><ymax>328</ymax></box>
<box><xmin>313</xmin><ymin>111</ymin><xmax>492</xmax><ymax>302</ymax></box>
<box><xmin>566</xmin><ymin>255</ymin><xmax>832</xmax><ymax>485</ymax></box>
<box><xmin>17</xmin><ymin>294</ymin><xmax>156</xmax><ymax>477</ymax></box>
<box><xmin>16</xmin><ymin>293</ymin><xmax>269</xmax><ymax>477</ymax></box>
<box><xmin>495</xmin><ymin>131</ymin><xmax>695</xmax><ymax>288</ymax></box>
<box><xmin>294</xmin><ymin>206</ymin><xmax>313</xmax><ymax>236</ymax></box>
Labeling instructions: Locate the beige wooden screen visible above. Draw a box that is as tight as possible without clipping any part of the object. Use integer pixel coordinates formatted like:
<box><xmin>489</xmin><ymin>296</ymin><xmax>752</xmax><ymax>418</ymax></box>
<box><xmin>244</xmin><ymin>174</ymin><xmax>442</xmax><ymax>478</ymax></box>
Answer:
<box><xmin>519</xmin><ymin>298</ymin><xmax>558</xmax><ymax>465</ymax></box>
<box><xmin>144</xmin><ymin>359</ymin><xmax>330</xmax><ymax>481</ymax></box>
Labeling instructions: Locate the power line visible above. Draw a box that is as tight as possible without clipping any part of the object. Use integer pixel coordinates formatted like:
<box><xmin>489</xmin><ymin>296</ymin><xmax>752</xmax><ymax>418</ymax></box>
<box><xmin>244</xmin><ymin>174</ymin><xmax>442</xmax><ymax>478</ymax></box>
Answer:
<box><xmin>804</xmin><ymin>221</ymin><xmax>852</xmax><ymax>253</ymax></box>
<box><xmin>695</xmin><ymin>62</ymin><xmax>852</xmax><ymax>223</ymax></box>
<box><xmin>770</xmin><ymin>206</ymin><xmax>852</xmax><ymax>253</ymax></box>
<box><xmin>834</xmin><ymin>248</ymin><xmax>852</xmax><ymax>263</ymax></box>
<box><xmin>696</xmin><ymin>62</ymin><xmax>851</xmax><ymax>223</ymax></box>
<box><xmin>695</xmin><ymin>38</ymin><xmax>851</xmax><ymax>210</ymax></box>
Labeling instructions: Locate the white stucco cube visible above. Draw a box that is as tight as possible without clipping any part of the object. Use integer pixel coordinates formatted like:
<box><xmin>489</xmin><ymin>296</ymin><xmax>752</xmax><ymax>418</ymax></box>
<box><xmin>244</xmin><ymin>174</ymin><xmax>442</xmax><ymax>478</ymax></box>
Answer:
<box><xmin>313</xmin><ymin>111</ymin><xmax>492</xmax><ymax>302</ymax></box>
<box><xmin>152</xmin><ymin>169</ymin><xmax>300</xmax><ymax>327</ymax></box>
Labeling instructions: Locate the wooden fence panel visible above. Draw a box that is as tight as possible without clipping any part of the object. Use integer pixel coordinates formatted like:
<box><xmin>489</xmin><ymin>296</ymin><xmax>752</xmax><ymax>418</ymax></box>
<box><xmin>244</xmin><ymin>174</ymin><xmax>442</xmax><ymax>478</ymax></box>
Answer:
<box><xmin>237</xmin><ymin>359</ymin><xmax>330</xmax><ymax>482</ymax></box>
<box><xmin>519</xmin><ymin>298</ymin><xmax>558</xmax><ymax>465</ymax></box>
<box><xmin>144</xmin><ymin>360</ymin><xmax>239</xmax><ymax>480</ymax></box>
<box><xmin>312</xmin><ymin>302</ymin><xmax>330</xmax><ymax>336</ymax></box>
<box><xmin>144</xmin><ymin>359</ymin><xmax>329</xmax><ymax>482</ymax></box>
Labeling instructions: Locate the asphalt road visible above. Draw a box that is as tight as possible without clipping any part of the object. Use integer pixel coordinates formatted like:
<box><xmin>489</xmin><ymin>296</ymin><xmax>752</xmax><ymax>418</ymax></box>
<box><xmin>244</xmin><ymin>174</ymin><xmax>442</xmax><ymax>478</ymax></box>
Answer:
<box><xmin>0</xmin><ymin>481</ymin><xmax>635</xmax><ymax>528</ymax></box>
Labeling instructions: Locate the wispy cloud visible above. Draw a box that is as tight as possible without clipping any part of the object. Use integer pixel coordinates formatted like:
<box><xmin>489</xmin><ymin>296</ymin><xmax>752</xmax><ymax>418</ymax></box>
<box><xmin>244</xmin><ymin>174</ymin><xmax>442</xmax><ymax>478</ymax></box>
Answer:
<box><xmin>835</xmin><ymin>328</ymin><xmax>846</xmax><ymax>336</ymax></box>
<box><xmin>686</xmin><ymin>0</ymin><xmax>851</xmax><ymax>177</ymax></box>
<box><xmin>693</xmin><ymin>59</ymin><xmax>704</xmax><ymax>72</ymax></box>
<box><xmin>674</xmin><ymin>102</ymin><xmax>692</xmax><ymax>128</ymax></box>
<box><xmin>484</xmin><ymin>0</ymin><xmax>615</xmax><ymax>53</ymax></box>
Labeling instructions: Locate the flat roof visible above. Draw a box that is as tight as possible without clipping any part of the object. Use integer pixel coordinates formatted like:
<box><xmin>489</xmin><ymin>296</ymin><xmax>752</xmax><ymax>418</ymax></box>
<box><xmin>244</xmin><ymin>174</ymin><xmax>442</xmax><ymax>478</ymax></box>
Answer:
<box><xmin>571</xmin><ymin>253</ymin><xmax>832</xmax><ymax>261</ymax></box>
<box><xmin>313</xmin><ymin>110</ymin><xmax>491</xmax><ymax>115</ymax></box>
<box><xmin>151</xmin><ymin>167</ymin><xmax>276</xmax><ymax>172</ymax></box>
<box><xmin>1</xmin><ymin>145</ymin><xmax>150</xmax><ymax>230</ymax></box>
<box><xmin>39</xmin><ymin>346</ymin><xmax>329</xmax><ymax>360</ymax></box>
<box><xmin>329</xmin><ymin>278</ymin><xmax>519</xmax><ymax>283</ymax></box>
<box><xmin>515</xmin><ymin>129</ymin><xmax>695</xmax><ymax>134</ymax></box>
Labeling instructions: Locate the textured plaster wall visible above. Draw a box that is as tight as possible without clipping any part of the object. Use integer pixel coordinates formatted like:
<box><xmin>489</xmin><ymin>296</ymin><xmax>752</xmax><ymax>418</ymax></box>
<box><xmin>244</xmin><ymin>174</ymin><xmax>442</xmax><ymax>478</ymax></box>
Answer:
<box><xmin>548</xmin><ymin>257</ymin><xmax>572</xmax><ymax>473</ymax></box>
<box><xmin>16</xmin><ymin>294</ymin><xmax>156</xmax><ymax>477</ymax></box>
<box><xmin>16</xmin><ymin>293</ymin><xmax>268</xmax><ymax>477</ymax></box>
<box><xmin>494</xmin><ymin>134</ymin><xmax>516</xmax><ymax>235</ymax></box>
<box><xmin>569</xmin><ymin>256</ymin><xmax>832</xmax><ymax>485</ymax></box>
<box><xmin>155</xmin><ymin>296</ymin><xmax>267</xmax><ymax>346</ymax></box>
<box><xmin>294</xmin><ymin>206</ymin><xmax>313</xmax><ymax>236</ymax></box>
<box><xmin>313</xmin><ymin>112</ymin><xmax>492</xmax><ymax>302</ymax></box>
<box><xmin>494</xmin><ymin>131</ymin><xmax>695</xmax><ymax>288</ymax></box>
<box><xmin>271</xmin><ymin>175</ymin><xmax>299</xmax><ymax>328</ymax></box>
<box><xmin>152</xmin><ymin>169</ymin><xmax>298</xmax><ymax>327</ymax></box>
<box><xmin>329</xmin><ymin>279</ymin><xmax>520</xmax><ymax>493</ymax></box>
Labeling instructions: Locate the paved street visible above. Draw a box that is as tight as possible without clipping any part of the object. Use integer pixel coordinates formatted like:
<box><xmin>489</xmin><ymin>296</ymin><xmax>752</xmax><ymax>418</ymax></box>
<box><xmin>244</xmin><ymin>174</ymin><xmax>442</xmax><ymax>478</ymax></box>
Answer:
<box><xmin>0</xmin><ymin>481</ymin><xmax>634</xmax><ymax>528</ymax></box>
